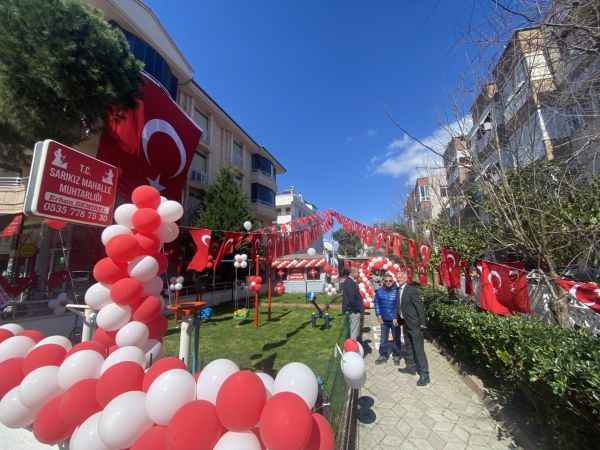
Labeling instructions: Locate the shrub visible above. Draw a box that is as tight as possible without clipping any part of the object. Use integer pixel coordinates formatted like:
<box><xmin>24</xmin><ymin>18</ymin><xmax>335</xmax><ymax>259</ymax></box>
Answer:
<box><xmin>422</xmin><ymin>288</ymin><xmax>600</xmax><ymax>449</ymax></box>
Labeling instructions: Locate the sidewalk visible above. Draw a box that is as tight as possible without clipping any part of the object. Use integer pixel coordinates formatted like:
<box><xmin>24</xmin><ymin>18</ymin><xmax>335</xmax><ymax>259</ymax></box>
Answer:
<box><xmin>357</xmin><ymin>312</ymin><xmax>517</xmax><ymax>450</ymax></box>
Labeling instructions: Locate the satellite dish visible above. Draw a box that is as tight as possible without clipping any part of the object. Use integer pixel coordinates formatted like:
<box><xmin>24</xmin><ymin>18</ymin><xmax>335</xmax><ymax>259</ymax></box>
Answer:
<box><xmin>324</xmin><ymin>241</ymin><xmax>333</xmax><ymax>252</ymax></box>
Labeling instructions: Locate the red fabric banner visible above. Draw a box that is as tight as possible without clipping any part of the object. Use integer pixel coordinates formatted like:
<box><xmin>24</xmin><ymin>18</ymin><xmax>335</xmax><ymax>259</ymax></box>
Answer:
<box><xmin>418</xmin><ymin>265</ymin><xmax>427</xmax><ymax>286</ymax></box>
<box><xmin>479</xmin><ymin>261</ymin><xmax>530</xmax><ymax>315</ymax></box>
<box><xmin>407</xmin><ymin>239</ymin><xmax>417</xmax><ymax>262</ymax></box>
<box><xmin>441</xmin><ymin>248</ymin><xmax>461</xmax><ymax>289</ymax></box>
<box><xmin>188</xmin><ymin>229</ymin><xmax>212</xmax><ymax>272</ymax></box>
<box><xmin>98</xmin><ymin>73</ymin><xmax>201</xmax><ymax>200</ymax></box>
<box><xmin>556</xmin><ymin>279</ymin><xmax>600</xmax><ymax>314</ymax></box>
<box><xmin>419</xmin><ymin>243</ymin><xmax>431</xmax><ymax>266</ymax></box>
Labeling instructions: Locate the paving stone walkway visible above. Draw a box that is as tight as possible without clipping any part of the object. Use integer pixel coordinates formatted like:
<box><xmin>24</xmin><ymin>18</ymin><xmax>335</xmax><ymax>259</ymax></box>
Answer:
<box><xmin>357</xmin><ymin>312</ymin><xmax>518</xmax><ymax>450</ymax></box>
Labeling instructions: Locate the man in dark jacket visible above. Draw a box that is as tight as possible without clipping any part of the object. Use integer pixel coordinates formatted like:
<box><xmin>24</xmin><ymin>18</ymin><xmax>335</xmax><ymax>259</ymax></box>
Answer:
<box><xmin>374</xmin><ymin>273</ymin><xmax>401</xmax><ymax>365</ymax></box>
<box><xmin>396</xmin><ymin>269</ymin><xmax>430</xmax><ymax>386</ymax></box>
<box><xmin>342</xmin><ymin>267</ymin><xmax>364</xmax><ymax>340</ymax></box>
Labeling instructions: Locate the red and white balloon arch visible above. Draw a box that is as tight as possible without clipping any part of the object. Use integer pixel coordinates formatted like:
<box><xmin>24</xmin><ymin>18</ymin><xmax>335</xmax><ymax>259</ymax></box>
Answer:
<box><xmin>356</xmin><ymin>257</ymin><xmax>406</xmax><ymax>309</ymax></box>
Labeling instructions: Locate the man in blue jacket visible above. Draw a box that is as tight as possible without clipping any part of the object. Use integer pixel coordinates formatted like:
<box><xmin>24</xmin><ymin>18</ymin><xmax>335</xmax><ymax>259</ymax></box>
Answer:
<box><xmin>374</xmin><ymin>273</ymin><xmax>401</xmax><ymax>365</ymax></box>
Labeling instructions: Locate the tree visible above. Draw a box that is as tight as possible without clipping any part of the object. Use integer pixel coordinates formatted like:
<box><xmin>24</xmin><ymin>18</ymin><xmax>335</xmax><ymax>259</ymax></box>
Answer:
<box><xmin>194</xmin><ymin>168</ymin><xmax>254</xmax><ymax>232</ymax></box>
<box><xmin>0</xmin><ymin>0</ymin><xmax>142</xmax><ymax>167</ymax></box>
<box><xmin>332</xmin><ymin>229</ymin><xmax>362</xmax><ymax>257</ymax></box>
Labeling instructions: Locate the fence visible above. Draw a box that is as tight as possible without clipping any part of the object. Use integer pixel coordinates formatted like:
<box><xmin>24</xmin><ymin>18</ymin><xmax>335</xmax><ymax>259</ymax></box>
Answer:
<box><xmin>455</xmin><ymin>273</ymin><xmax>600</xmax><ymax>335</ymax></box>
<box><xmin>320</xmin><ymin>314</ymin><xmax>357</xmax><ymax>450</ymax></box>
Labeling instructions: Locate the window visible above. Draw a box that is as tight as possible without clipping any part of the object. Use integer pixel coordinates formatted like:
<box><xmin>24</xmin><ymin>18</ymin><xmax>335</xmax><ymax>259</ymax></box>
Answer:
<box><xmin>194</xmin><ymin>110</ymin><xmax>210</xmax><ymax>144</ymax></box>
<box><xmin>285</xmin><ymin>207</ymin><xmax>291</xmax><ymax>214</ymax></box>
<box><xmin>418</xmin><ymin>185</ymin><xmax>430</xmax><ymax>202</ymax></box>
<box><xmin>189</xmin><ymin>153</ymin><xmax>208</xmax><ymax>185</ymax></box>
<box><xmin>440</xmin><ymin>186</ymin><xmax>448</xmax><ymax>198</ymax></box>
<box><xmin>252</xmin><ymin>154</ymin><xmax>275</xmax><ymax>179</ymax></box>
<box><xmin>232</xmin><ymin>140</ymin><xmax>243</xmax><ymax>168</ymax></box>
<box><xmin>251</xmin><ymin>183</ymin><xmax>275</xmax><ymax>207</ymax></box>
<box><xmin>235</xmin><ymin>175</ymin><xmax>243</xmax><ymax>187</ymax></box>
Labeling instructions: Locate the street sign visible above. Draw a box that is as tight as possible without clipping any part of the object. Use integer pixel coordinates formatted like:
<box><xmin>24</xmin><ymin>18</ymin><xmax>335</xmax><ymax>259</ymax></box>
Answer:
<box><xmin>24</xmin><ymin>140</ymin><xmax>119</xmax><ymax>227</ymax></box>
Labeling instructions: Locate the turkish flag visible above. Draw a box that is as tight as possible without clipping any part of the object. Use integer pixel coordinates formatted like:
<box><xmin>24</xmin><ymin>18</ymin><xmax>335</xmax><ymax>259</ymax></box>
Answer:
<box><xmin>213</xmin><ymin>232</ymin><xmax>244</xmax><ymax>271</ymax></box>
<box><xmin>441</xmin><ymin>248</ymin><xmax>461</xmax><ymax>289</ymax></box>
<box><xmin>1</xmin><ymin>214</ymin><xmax>22</xmax><ymax>238</ymax></box>
<box><xmin>556</xmin><ymin>278</ymin><xmax>600</xmax><ymax>314</ymax></box>
<box><xmin>188</xmin><ymin>229</ymin><xmax>212</xmax><ymax>272</ymax></box>
<box><xmin>418</xmin><ymin>265</ymin><xmax>428</xmax><ymax>286</ymax></box>
<box><xmin>98</xmin><ymin>72</ymin><xmax>201</xmax><ymax>200</ymax></box>
<box><xmin>462</xmin><ymin>261</ymin><xmax>473</xmax><ymax>296</ymax></box>
<box><xmin>419</xmin><ymin>243</ymin><xmax>431</xmax><ymax>266</ymax></box>
<box><xmin>480</xmin><ymin>261</ymin><xmax>530</xmax><ymax>315</ymax></box>
<box><xmin>407</xmin><ymin>239</ymin><xmax>417</xmax><ymax>262</ymax></box>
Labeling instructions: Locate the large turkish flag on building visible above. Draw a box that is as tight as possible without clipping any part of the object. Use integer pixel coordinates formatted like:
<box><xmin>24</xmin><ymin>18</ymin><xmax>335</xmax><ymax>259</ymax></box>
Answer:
<box><xmin>479</xmin><ymin>261</ymin><xmax>530</xmax><ymax>315</ymax></box>
<box><xmin>98</xmin><ymin>72</ymin><xmax>201</xmax><ymax>200</ymax></box>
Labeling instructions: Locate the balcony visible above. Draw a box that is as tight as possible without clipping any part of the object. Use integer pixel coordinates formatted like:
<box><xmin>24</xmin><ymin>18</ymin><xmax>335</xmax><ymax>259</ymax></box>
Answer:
<box><xmin>251</xmin><ymin>169</ymin><xmax>276</xmax><ymax>190</ymax></box>
<box><xmin>188</xmin><ymin>170</ymin><xmax>208</xmax><ymax>187</ymax></box>
<box><xmin>0</xmin><ymin>177</ymin><xmax>27</xmax><ymax>214</ymax></box>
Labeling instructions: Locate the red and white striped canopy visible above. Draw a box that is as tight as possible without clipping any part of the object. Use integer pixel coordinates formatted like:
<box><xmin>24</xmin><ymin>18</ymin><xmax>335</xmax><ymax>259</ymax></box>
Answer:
<box><xmin>272</xmin><ymin>258</ymin><xmax>325</xmax><ymax>269</ymax></box>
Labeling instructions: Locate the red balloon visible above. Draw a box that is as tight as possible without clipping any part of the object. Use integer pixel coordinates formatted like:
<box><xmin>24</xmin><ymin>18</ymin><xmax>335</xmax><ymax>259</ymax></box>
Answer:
<box><xmin>0</xmin><ymin>358</ymin><xmax>24</xmax><ymax>399</ymax></box>
<box><xmin>0</xmin><ymin>328</ymin><xmax>14</xmax><ymax>343</ymax></box>
<box><xmin>92</xmin><ymin>328</ymin><xmax>117</xmax><ymax>348</ymax></box>
<box><xmin>132</xmin><ymin>208</ymin><xmax>161</xmax><ymax>234</ymax></box>
<box><xmin>132</xmin><ymin>425</ymin><xmax>168</xmax><ymax>450</ymax></box>
<box><xmin>18</xmin><ymin>329</ymin><xmax>44</xmax><ymax>343</ymax></box>
<box><xmin>33</xmin><ymin>394</ymin><xmax>76</xmax><ymax>444</ymax></box>
<box><xmin>142</xmin><ymin>356</ymin><xmax>186</xmax><ymax>392</ymax></box>
<box><xmin>133</xmin><ymin>296</ymin><xmax>162</xmax><ymax>324</ymax></box>
<box><xmin>216</xmin><ymin>370</ymin><xmax>267</xmax><ymax>431</ymax></box>
<box><xmin>93</xmin><ymin>257</ymin><xmax>127</xmax><ymax>284</ymax></box>
<box><xmin>59</xmin><ymin>378</ymin><xmax>102</xmax><ymax>427</ymax></box>
<box><xmin>147</xmin><ymin>315</ymin><xmax>168</xmax><ymax>340</ymax></box>
<box><xmin>67</xmin><ymin>340</ymin><xmax>107</xmax><ymax>358</ymax></box>
<box><xmin>111</xmin><ymin>277</ymin><xmax>143</xmax><ymax>306</ymax></box>
<box><xmin>96</xmin><ymin>361</ymin><xmax>144</xmax><ymax>407</ymax></box>
<box><xmin>342</xmin><ymin>339</ymin><xmax>359</xmax><ymax>353</ymax></box>
<box><xmin>260</xmin><ymin>392</ymin><xmax>312</xmax><ymax>450</ymax></box>
<box><xmin>135</xmin><ymin>233</ymin><xmax>161</xmax><ymax>253</ymax></box>
<box><xmin>153</xmin><ymin>252</ymin><xmax>168</xmax><ymax>274</ymax></box>
<box><xmin>106</xmin><ymin>234</ymin><xmax>141</xmax><ymax>263</ymax></box>
<box><xmin>166</xmin><ymin>400</ymin><xmax>224</xmax><ymax>450</ymax></box>
<box><xmin>108</xmin><ymin>344</ymin><xmax>119</xmax><ymax>355</ymax></box>
<box><xmin>23</xmin><ymin>344</ymin><xmax>66</xmax><ymax>375</ymax></box>
<box><xmin>45</xmin><ymin>219</ymin><xmax>66</xmax><ymax>230</ymax></box>
<box><xmin>304</xmin><ymin>413</ymin><xmax>335</xmax><ymax>450</ymax></box>
<box><xmin>132</xmin><ymin>185</ymin><xmax>161</xmax><ymax>209</ymax></box>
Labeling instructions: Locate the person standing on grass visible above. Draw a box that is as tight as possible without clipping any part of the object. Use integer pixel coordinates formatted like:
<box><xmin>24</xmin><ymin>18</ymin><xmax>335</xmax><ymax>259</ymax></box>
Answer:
<box><xmin>342</xmin><ymin>267</ymin><xmax>364</xmax><ymax>341</ymax></box>
<box><xmin>374</xmin><ymin>273</ymin><xmax>401</xmax><ymax>365</ymax></box>
<box><xmin>396</xmin><ymin>269</ymin><xmax>430</xmax><ymax>386</ymax></box>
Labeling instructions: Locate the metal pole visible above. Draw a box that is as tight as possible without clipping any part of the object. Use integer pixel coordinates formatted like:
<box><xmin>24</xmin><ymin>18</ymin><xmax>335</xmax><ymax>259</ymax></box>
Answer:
<box><xmin>179</xmin><ymin>317</ymin><xmax>192</xmax><ymax>367</ymax></box>
<box><xmin>254</xmin><ymin>256</ymin><xmax>260</xmax><ymax>328</ymax></box>
<box><xmin>81</xmin><ymin>308</ymin><xmax>96</xmax><ymax>342</ymax></box>
<box><xmin>267</xmin><ymin>266</ymin><xmax>272</xmax><ymax>321</ymax></box>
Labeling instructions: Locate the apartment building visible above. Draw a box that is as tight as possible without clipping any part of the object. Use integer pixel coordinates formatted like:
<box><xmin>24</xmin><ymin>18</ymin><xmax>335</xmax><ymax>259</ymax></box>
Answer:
<box><xmin>276</xmin><ymin>188</ymin><xmax>322</xmax><ymax>251</ymax></box>
<box><xmin>403</xmin><ymin>173</ymin><xmax>448</xmax><ymax>237</ymax></box>
<box><xmin>443</xmin><ymin>136</ymin><xmax>471</xmax><ymax>224</ymax></box>
<box><xmin>0</xmin><ymin>0</ymin><xmax>285</xmax><ymax>282</ymax></box>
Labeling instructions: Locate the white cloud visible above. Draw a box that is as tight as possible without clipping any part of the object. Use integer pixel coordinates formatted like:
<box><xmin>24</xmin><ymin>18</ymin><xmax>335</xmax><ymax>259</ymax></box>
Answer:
<box><xmin>371</xmin><ymin>117</ymin><xmax>471</xmax><ymax>185</ymax></box>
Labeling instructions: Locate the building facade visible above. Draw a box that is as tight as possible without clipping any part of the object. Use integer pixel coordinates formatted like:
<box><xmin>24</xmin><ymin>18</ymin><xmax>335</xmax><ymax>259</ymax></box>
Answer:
<box><xmin>403</xmin><ymin>173</ymin><xmax>448</xmax><ymax>237</ymax></box>
<box><xmin>276</xmin><ymin>188</ymin><xmax>322</xmax><ymax>252</ymax></box>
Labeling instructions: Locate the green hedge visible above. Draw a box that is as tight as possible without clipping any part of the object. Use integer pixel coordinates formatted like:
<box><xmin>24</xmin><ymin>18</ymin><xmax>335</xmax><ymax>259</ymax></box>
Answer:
<box><xmin>422</xmin><ymin>289</ymin><xmax>600</xmax><ymax>449</ymax></box>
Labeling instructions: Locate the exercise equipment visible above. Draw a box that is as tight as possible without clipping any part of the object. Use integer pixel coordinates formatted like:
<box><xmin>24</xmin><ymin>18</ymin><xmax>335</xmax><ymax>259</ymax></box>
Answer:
<box><xmin>306</xmin><ymin>292</ymin><xmax>332</xmax><ymax>329</ymax></box>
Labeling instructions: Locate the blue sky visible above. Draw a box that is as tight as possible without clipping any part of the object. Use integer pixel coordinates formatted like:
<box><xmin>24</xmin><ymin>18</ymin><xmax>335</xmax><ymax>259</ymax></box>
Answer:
<box><xmin>145</xmin><ymin>0</ymin><xmax>486</xmax><ymax>224</ymax></box>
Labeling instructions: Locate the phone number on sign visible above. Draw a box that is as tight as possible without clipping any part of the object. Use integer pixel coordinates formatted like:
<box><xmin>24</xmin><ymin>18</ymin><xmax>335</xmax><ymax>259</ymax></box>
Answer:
<box><xmin>42</xmin><ymin>202</ymin><xmax>108</xmax><ymax>222</ymax></box>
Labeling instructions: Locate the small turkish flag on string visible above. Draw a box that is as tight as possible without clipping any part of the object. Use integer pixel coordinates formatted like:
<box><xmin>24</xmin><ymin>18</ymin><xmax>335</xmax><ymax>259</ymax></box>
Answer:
<box><xmin>556</xmin><ymin>278</ymin><xmax>600</xmax><ymax>314</ymax></box>
<box><xmin>441</xmin><ymin>248</ymin><xmax>461</xmax><ymax>289</ymax></box>
<box><xmin>480</xmin><ymin>261</ymin><xmax>530</xmax><ymax>315</ymax></box>
<box><xmin>1</xmin><ymin>214</ymin><xmax>22</xmax><ymax>238</ymax></box>
<box><xmin>98</xmin><ymin>72</ymin><xmax>201</xmax><ymax>200</ymax></box>
<box><xmin>188</xmin><ymin>229</ymin><xmax>212</xmax><ymax>272</ymax></box>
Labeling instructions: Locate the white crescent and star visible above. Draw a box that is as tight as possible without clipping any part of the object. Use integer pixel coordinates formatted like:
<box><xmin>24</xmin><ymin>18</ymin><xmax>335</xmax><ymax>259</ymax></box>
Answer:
<box><xmin>142</xmin><ymin>119</ymin><xmax>187</xmax><ymax>191</ymax></box>
<box><xmin>488</xmin><ymin>270</ymin><xmax>502</xmax><ymax>291</ymax></box>
<box><xmin>201</xmin><ymin>235</ymin><xmax>211</xmax><ymax>247</ymax></box>
<box><xmin>447</xmin><ymin>254</ymin><xmax>456</xmax><ymax>271</ymax></box>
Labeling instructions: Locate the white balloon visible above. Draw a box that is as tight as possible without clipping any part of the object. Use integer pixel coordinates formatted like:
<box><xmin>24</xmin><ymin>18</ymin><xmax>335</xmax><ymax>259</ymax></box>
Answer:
<box><xmin>99</xmin><ymin>391</ymin><xmax>153</xmax><ymax>450</ymax></box>
<box><xmin>214</xmin><ymin>431</ymin><xmax>261</xmax><ymax>450</ymax></box>
<box><xmin>58</xmin><ymin>349</ymin><xmax>104</xmax><ymax>390</ymax></box>
<box><xmin>18</xmin><ymin>365</ymin><xmax>61</xmax><ymax>409</ymax></box>
<box><xmin>344</xmin><ymin>372</ymin><xmax>366</xmax><ymax>389</ymax></box>
<box><xmin>341</xmin><ymin>351</ymin><xmax>366</xmax><ymax>383</ymax></box>
<box><xmin>241</xmin><ymin>254</ymin><xmax>248</xmax><ymax>261</ymax></box>
<box><xmin>176</xmin><ymin>276</ymin><xmax>184</xmax><ymax>284</ymax></box>
<box><xmin>196</xmin><ymin>359</ymin><xmax>239</xmax><ymax>404</ymax></box>
<box><xmin>233</xmin><ymin>262</ymin><xmax>241</xmax><ymax>269</ymax></box>
<box><xmin>0</xmin><ymin>335</ymin><xmax>35</xmax><ymax>363</ymax></box>
<box><xmin>0</xmin><ymin>386</ymin><xmax>36</xmax><ymax>428</ymax></box>
<box><xmin>69</xmin><ymin>412</ymin><xmax>110</xmax><ymax>450</ymax></box>
<box><xmin>156</xmin><ymin>222</ymin><xmax>179</xmax><ymax>243</ymax></box>
<box><xmin>101</xmin><ymin>346</ymin><xmax>145</xmax><ymax>375</ymax></box>
<box><xmin>307</xmin><ymin>248</ymin><xmax>316</xmax><ymax>256</ymax></box>
<box><xmin>0</xmin><ymin>323</ymin><xmax>23</xmax><ymax>335</ymax></box>
<box><xmin>240</xmin><ymin>261</ymin><xmax>248</xmax><ymax>269</ymax></box>
<box><xmin>174</xmin><ymin>283</ymin><xmax>183</xmax><ymax>291</ymax></box>
<box><xmin>146</xmin><ymin>369</ymin><xmax>196</xmax><ymax>425</ymax></box>
<box><xmin>273</xmin><ymin>362</ymin><xmax>318</xmax><ymax>409</ymax></box>
<box><xmin>160</xmin><ymin>196</ymin><xmax>167</xmax><ymax>204</ymax></box>
<box><xmin>114</xmin><ymin>203</ymin><xmax>138</xmax><ymax>228</ymax></box>
<box><xmin>85</xmin><ymin>283</ymin><xmax>112</xmax><ymax>310</ymax></box>
<box><xmin>157</xmin><ymin>200</ymin><xmax>184</xmax><ymax>223</ymax></box>
<box><xmin>143</xmin><ymin>339</ymin><xmax>162</xmax><ymax>366</ymax></box>
<box><xmin>142</xmin><ymin>277</ymin><xmax>163</xmax><ymax>296</ymax></box>
<box><xmin>116</xmin><ymin>321</ymin><xmax>149</xmax><ymax>349</ymax></box>
<box><xmin>243</xmin><ymin>221</ymin><xmax>252</xmax><ymax>231</ymax></box>
<box><xmin>33</xmin><ymin>335</ymin><xmax>72</xmax><ymax>351</ymax></box>
<box><xmin>357</xmin><ymin>342</ymin><xmax>365</xmax><ymax>358</ymax></box>
<box><xmin>169</xmin><ymin>283</ymin><xmax>176</xmax><ymax>291</ymax></box>
<box><xmin>96</xmin><ymin>303</ymin><xmax>131</xmax><ymax>331</ymax></box>
<box><xmin>255</xmin><ymin>372</ymin><xmax>275</xmax><ymax>399</ymax></box>
<box><xmin>101</xmin><ymin>224</ymin><xmax>132</xmax><ymax>246</ymax></box>
<box><xmin>128</xmin><ymin>255</ymin><xmax>159</xmax><ymax>283</ymax></box>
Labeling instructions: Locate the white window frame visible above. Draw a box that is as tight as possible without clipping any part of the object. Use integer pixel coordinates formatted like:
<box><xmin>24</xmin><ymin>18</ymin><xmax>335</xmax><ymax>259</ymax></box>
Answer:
<box><xmin>232</xmin><ymin>140</ymin><xmax>243</xmax><ymax>168</ymax></box>
<box><xmin>193</xmin><ymin>109</ymin><xmax>210</xmax><ymax>145</ymax></box>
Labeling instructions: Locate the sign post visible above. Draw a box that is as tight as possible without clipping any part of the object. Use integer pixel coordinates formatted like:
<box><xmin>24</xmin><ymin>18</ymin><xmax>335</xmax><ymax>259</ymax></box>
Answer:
<box><xmin>24</xmin><ymin>140</ymin><xmax>119</xmax><ymax>227</ymax></box>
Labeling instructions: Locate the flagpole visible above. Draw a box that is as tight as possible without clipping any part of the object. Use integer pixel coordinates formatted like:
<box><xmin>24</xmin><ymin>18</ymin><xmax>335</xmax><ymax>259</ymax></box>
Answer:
<box><xmin>267</xmin><ymin>265</ymin><xmax>272</xmax><ymax>321</ymax></box>
<box><xmin>254</xmin><ymin>255</ymin><xmax>260</xmax><ymax>328</ymax></box>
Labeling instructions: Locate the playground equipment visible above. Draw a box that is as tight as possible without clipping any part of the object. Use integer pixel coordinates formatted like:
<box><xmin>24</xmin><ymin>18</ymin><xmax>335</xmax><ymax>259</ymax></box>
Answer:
<box><xmin>167</xmin><ymin>300</ymin><xmax>207</xmax><ymax>373</ymax></box>
<box><xmin>306</xmin><ymin>291</ymin><xmax>332</xmax><ymax>329</ymax></box>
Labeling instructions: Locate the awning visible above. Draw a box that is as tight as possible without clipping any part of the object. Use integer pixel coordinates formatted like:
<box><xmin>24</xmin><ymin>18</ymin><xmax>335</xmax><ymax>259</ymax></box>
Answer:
<box><xmin>295</xmin><ymin>259</ymin><xmax>310</xmax><ymax>268</ymax></box>
<box><xmin>286</xmin><ymin>260</ymin><xmax>299</xmax><ymax>269</ymax></box>
<box><xmin>273</xmin><ymin>257</ymin><xmax>326</xmax><ymax>269</ymax></box>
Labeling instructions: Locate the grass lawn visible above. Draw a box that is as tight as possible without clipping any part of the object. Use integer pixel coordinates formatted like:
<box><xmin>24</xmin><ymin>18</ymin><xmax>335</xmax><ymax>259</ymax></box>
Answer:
<box><xmin>163</xmin><ymin>303</ymin><xmax>346</xmax><ymax>381</ymax></box>
<box><xmin>265</xmin><ymin>292</ymin><xmax>342</xmax><ymax>306</ymax></box>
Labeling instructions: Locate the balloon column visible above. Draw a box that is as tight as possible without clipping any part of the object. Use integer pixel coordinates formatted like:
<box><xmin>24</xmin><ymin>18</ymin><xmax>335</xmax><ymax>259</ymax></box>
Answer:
<box><xmin>274</xmin><ymin>282</ymin><xmax>285</xmax><ymax>296</ymax></box>
<box><xmin>247</xmin><ymin>276</ymin><xmax>262</xmax><ymax>293</ymax></box>
<box><xmin>340</xmin><ymin>339</ymin><xmax>366</xmax><ymax>389</ymax></box>
<box><xmin>357</xmin><ymin>256</ymin><xmax>404</xmax><ymax>309</ymax></box>
<box><xmin>170</xmin><ymin>276</ymin><xmax>184</xmax><ymax>293</ymax></box>
<box><xmin>324</xmin><ymin>283</ymin><xmax>337</xmax><ymax>297</ymax></box>
<box><xmin>233</xmin><ymin>254</ymin><xmax>248</xmax><ymax>270</ymax></box>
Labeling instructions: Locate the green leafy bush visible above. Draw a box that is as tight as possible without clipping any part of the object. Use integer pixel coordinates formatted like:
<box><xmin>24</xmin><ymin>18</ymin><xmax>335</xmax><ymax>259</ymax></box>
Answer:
<box><xmin>422</xmin><ymin>288</ymin><xmax>600</xmax><ymax>449</ymax></box>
